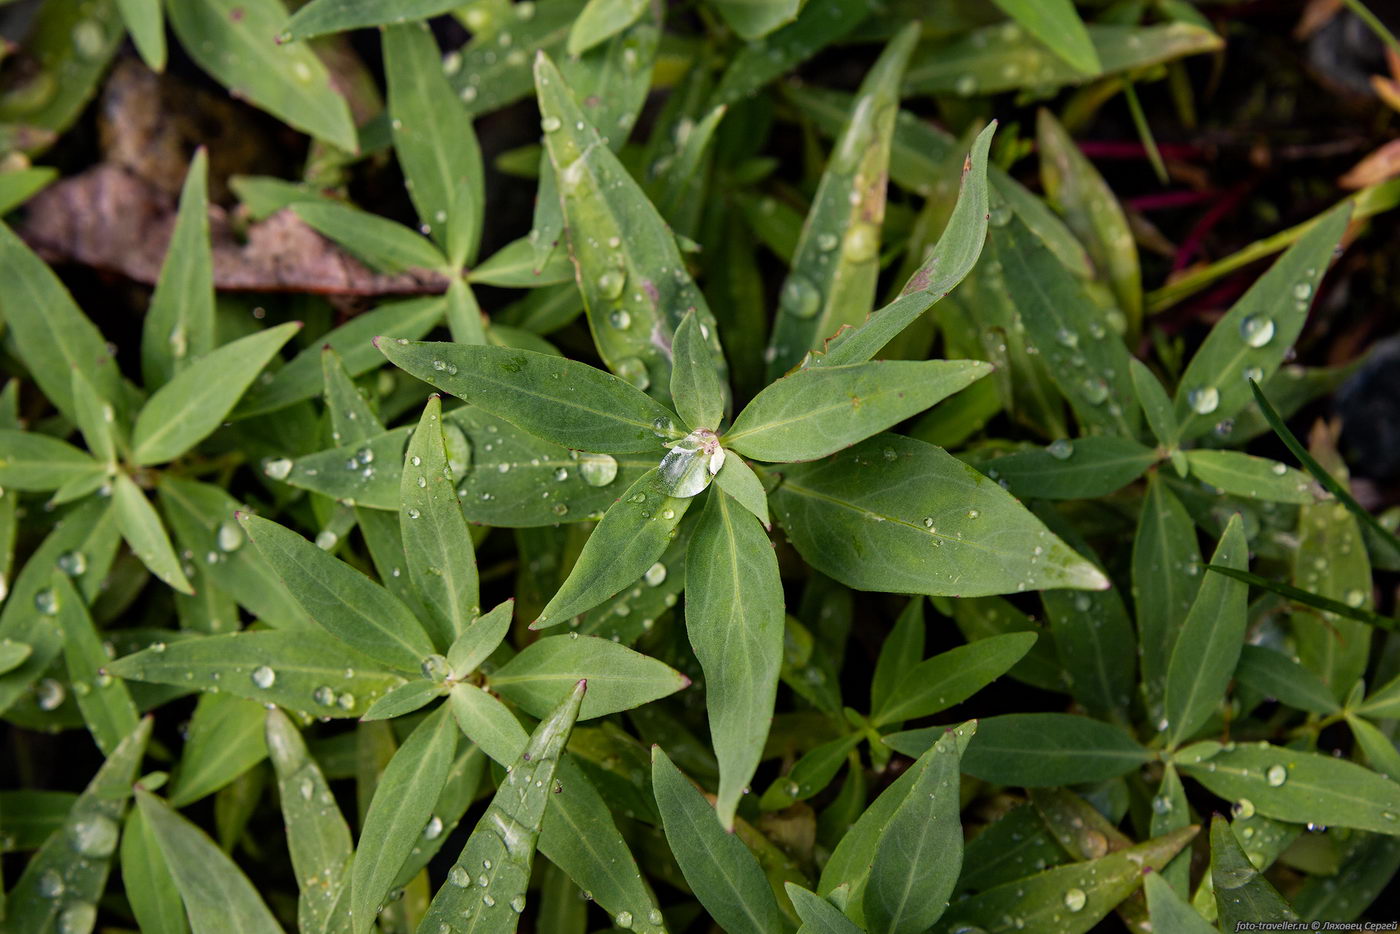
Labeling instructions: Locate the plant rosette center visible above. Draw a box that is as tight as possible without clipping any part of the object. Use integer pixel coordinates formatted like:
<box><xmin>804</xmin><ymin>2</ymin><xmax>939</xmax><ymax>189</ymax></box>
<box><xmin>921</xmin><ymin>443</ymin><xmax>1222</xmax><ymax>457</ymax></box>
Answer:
<box><xmin>658</xmin><ymin>428</ymin><xmax>726</xmax><ymax>498</ymax></box>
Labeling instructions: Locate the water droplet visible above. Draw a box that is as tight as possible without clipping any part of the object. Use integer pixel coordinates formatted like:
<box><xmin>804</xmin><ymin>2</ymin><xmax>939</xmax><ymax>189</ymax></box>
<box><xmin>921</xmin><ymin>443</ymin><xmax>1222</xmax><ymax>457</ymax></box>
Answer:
<box><xmin>482</xmin><ymin>894</ymin><xmax>496</xmax><ymax>907</ymax></box>
<box><xmin>780</xmin><ymin>274</ymin><xmax>822</xmax><ymax>319</ymax></box>
<box><xmin>1046</xmin><ymin>439</ymin><xmax>1074</xmax><ymax>460</ymax></box>
<box><xmin>1233</xmin><ymin>798</ymin><xmax>1256</xmax><ymax>819</ymax></box>
<box><xmin>1293</xmin><ymin>282</ymin><xmax>1313</xmax><ymax>301</ymax></box>
<box><xmin>1081</xmin><ymin>830</ymin><xmax>1108</xmax><ymax>858</ymax></box>
<box><xmin>966</xmin><ymin>509</ymin><xmax>980</xmax><ymax>519</ymax></box>
<box><xmin>215</xmin><ymin>520</ymin><xmax>245</xmax><ymax>553</ymax></box>
<box><xmin>337</xmin><ymin>692</ymin><xmax>355</xmax><ymax>710</ymax></box>
<box><xmin>954</xmin><ymin>73</ymin><xmax>978</xmax><ymax>96</ymax></box>
<box><xmin>1239</xmin><ymin>315</ymin><xmax>1275</xmax><ymax>348</ymax></box>
<box><xmin>1151</xmin><ymin>794</ymin><xmax>1173</xmax><ymax>815</ymax></box>
<box><xmin>1188</xmin><ymin>386</ymin><xmax>1220</xmax><ymax>415</ymax></box>
<box><xmin>35</xmin><ymin>587</ymin><xmax>61</xmax><ymax>615</ymax></box>
<box><xmin>615</xmin><ymin>910</ymin><xmax>634</xmax><ymax>929</ymax></box>
<box><xmin>609</xmin><ymin>309</ymin><xmax>631</xmax><ymax>330</ymax></box>
<box><xmin>644</xmin><ymin>563</ymin><xmax>667</xmax><ymax>586</ymax></box>
<box><xmin>421</xmin><ymin>654</ymin><xmax>450</xmax><ymax>681</ymax></box>
<box><xmin>36</xmin><ymin>678</ymin><xmax>65</xmax><ymax>710</ymax></box>
<box><xmin>72</xmin><ymin>20</ymin><xmax>105</xmax><ymax>59</ymax></box>
<box><xmin>38</xmin><ymin>868</ymin><xmax>65</xmax><ymax>898</ymax></box>
<box><xmin>510</xmin><ymin>895</ymin><xmax>527</xmax><ymax>913</ymax></box>
<box><xmin>1063</xmin><ymin>888</ymin><xmax>1087</xmax><ymax>912</ymax></box>
<box><xmin>251</xmin><ymin>666</ymin><xmax>276</xmax><ymax>689</ymax></box>
<box><xmin>315</xmin><ymin>530</ymin><xmax>339</xmax><ymax>550</ymax></box>
<box><xmin>842</xmin><ymin>222</ymin><xmax>879</xmax><ymax>263</ymax></box>
<box><xmin>407</xmin><ymin>508</ymin><xmax>421</xmax><ymax>519</ymax></box>
<box><xmin>449</xmin><ymin>866</ymin><xmax>471</xmax><ymax>886</ymax></box>
<box><xmin>1055</xmin><ymin>327</ymin><xmax>1079</xmax><ymax>349</ymax></box>
<box><xmin>1265</xmin><ymin>764</ymin><xmax>1288</xmax><ymax>786</ymax></box>
<box><xmin>57</xmin><ymin>902</ymin><xmax>96</xmax><ymax>934</ymax></box>
<box><xmin>265</xmin><ymin>457</ymin><xmax>293</xmax><ymax>480</ymax></box>
<box><xmin>541</xmin><ymin>115</ymin><xmax>561</xmax><ymax>132</ymax></box>
<box><xmin>579</xmin><ymin>453</ymin><xmax>618</xmax><ymax>487</ymax></box>
<box><xmin>313</xmin><ymin>685</ymin><xmax>336</xmax><ymax>706</ymax></box>
<box><xmin>658</xmin><ymin>429</ymin><xmax>720</xmax><ymax>498</ymax></box>
<box><xmin>1345</xmin><ymin>589</ymin><xmax>1366</xmax><ymax>608</ymax></box>
<box><xmin>423</xmin><ymin>815</ymin><xmax>443</xmax><ymax>839</ymax></box>
<box><xmin>597</xmin><ymin>269</ymin><xmax>626</xmax><ymax>300</ymax></box>
<box><xmin>816</xmin><ymin>232</ymin><xmax>839</xmax><ymax>251</ymax></box>
<box><xmin>1081</xmin><ymin>378</ymin><xmax>1110</xmax><ymax>405</ymax></box>
<box><xmin>616</xmin><ymin>358</ymin><xmax>650</xmax><ymax>390</ymax></box>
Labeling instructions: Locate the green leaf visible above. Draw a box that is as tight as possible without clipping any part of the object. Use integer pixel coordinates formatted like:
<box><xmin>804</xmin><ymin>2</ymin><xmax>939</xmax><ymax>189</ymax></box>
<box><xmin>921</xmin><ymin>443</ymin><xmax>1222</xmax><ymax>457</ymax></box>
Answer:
<box><xmin>535</xmin><ymin>469</ymin><xmax>692</xmax><ymax>626</ymax></box>
<box><xmin>167</xmin><ymin>0</ymin><xmax>357</xmax><ymax>152</ymax></box>
<box><xmin>1174</xmin><ymin>205</ymin><xmax>1349</xmax><ymax>440</ymax></box>
<box><xmin>771</xmin><ymin>434</ymin><xmax>1109</xmax><ymax>596</ymax></box>
<box><xmin>418</xmin><ymin>680</ymin><xmax>586</xmax><ymax>933</ymax></box>
<box><xmin>378</xmin><ymin>340</ymin><xmax>681</xmax><ymax>453</ymax></box>
<box><xmin>490</xmin><ymin>633</ymin><xmax>689</xmax><ymax>720</ymax></box>
<box><xmin>683</xmin><ymin>488</ymin><xmax>784</xmax><ymax>829</ymax></box>
<box><xmin>449</xmin><ymin>682</ymin><xmax>529</xmax><ymax>766</ymax></box>
<box><xmin>121</xmin><ymin>809</ymin><xmax>189</xmax><ymax>934</ymax></box>
<box><xmin>1133</xmin><ymin>473</ymin><xmax>1202</xmax><ymax>717</ymax></box>
<box><xmin>1178</xmin><ymin>742</ymin><xmax>1400</xmax><ymax>835</ymax></box>
<box><xmin>114</xmin><ymin>473</ymin><xmax>194</xmax><ymax>594</ymax></box>
<box><xmin>1234</xmin><ymin>645</ymin><xmax>1340</xmax><ymax>715</ymax></box>
<box><xmin>1164</xmin><ymin>513</ymin><xmax>1248</xmax><ymax>746</ymax></box>
<box><xmin>0</xmin><ymin>222</ymin><xmax>121</xmax><ymax>424</ymax></box>
<box><xmin>817</xmin><ymin>122</ymin><xmax>996</xmax><ymax>368</ymax></box>
<box><xmin>448</xmin><ymin>599</ymin><xmax>515</xmax><ymax>676</ymax></box>
<box><xmin>142</xmin><ymin>150</ymin><xmax>213</xmax><ymax>389</ymax></box>
<box><xmin>469</xmin><ymin>237</ymin><xmax>575</xmax><ymax>287</ymax></box>
<box><xmin>5</xmin><ymin>719</ymin><xmax>150</xmax><ymax>932</ymax></box>
<box><xmin>107</xmin><ymin>629</ymin><xmax>404</xmax><ymax>718</ymax></box>
<box><xmin>281</xmin><ymin>0</ymin><xmax>464</xmax><ymax>40</ymax></box>
<box><xmin>1348</xmin><ymin>714</ymin><xmax>1400</xmax><ymax>782</ymax></box>
<box><xmin>362</xmin><ymin>680</ymin><xmax>442</xmax><ymax>721</ymax></box>
<box><xmin>715</xmin><ymin>454</ymin><xmax>770</xmax><ymax>528</ymax></box>
<box><xmin>760</xmin><ymin>733</ymin><xmax>862</xmax><ymax>810</ymax></box>
<box><xmin>958</xmin><ymin>804</ymin><xmax>1068</xmax><ymax>893</ymax></box>
<box><xmin>711</xmin><ymin>0</ymin><xmax>869</xmax><ymax>106</ymax></box>
<box><xmin>1186</xmin><ymin>450</ymin><xmax>1315</xmax><ymax>503</ymax></box>
<box><xmin>933</xmin><ymin>827</ymin><xmax>1199</xmax><ymax>934</ymax></box>
<box><xmin>865</xmin><ymin>725</ymin><xmax>966</xmax><ymax>934</ymax></box>
<box><xmin>52</xmin><ymin>574</ymin><xmax>138</xmax><ymax>754</ymax></box>
<box><xmin>726</xmin><ymin>361</ymin><xmax>991</xmax><ymax>463</ymax></box>
<box><xmin>265</xmin><ymin>708</ymin><xmax>353</xmax><ymax>934</ymax></box>
<box><xmin>132</xmin><ymin>322</ymin><xmax>300</xmax><ymax>465</ymax></box>
<box><xmin>111</xmin><ymin>0</ymin><xmax>163</xmax><ymax>68</ymax></box>
<box><xmin>351</xmin><ymin>703</ymin><xmax>458</xmax><ymax>934</ymax></box>
<box><xmin>1129</xmin><ymin>359</ymin><xmax>1178</xmax><ymax>447</ymax></box>
<box><xmin>136</xmin><ymin>788</ymin><xmax>287</xmax><ymax>934</ymax></box>
<box><xmin>168</xmin><ymin>692</ymin><xmax>267</xmax><ymax>806</ymax></box>
<box><xmin>534</xmin><ymin>53</ymin><xmax>726</xmax><ymax>405</ymax></box>
<box><xmin>567</xmin><ymin>0</ymin><xmax>646</xmax><ymax>54</ymax></box>
<box><xmin>239</xmin><ymin>514</ymin><xmax>435</xmax><ymax>672</ymax></box>
<box><xmin>932</xmin><ymin>713</ymin><xmax>1151</xmax><ymax>786</ymax></box>
<box><xmin>785</xmin><ymin>883</ymin><xmax>863</xmax><ymax>934</ymax></box>
<box><xmin>237</xmin><ymin>296</ymin><xmax>445</xmax><ymax>417</ymax></box>
<box><xmin>671</xmin><ymin>309</ymin><xmax>726</xmax><ymax>432</ymax></box>
<box><xmin>905</xmin><ymin>22</ymin><xmax>1223</xmax><ymax>97</ymax></box>
<box><xmin>0</xmin><ymin>166</ymin><xmax>58</xmax><ymax>214</ymax></box>
<box><xmin>384</xmin><ymin>22</ymin><xmax>484</xmax><ymax>269</ymax></box>
<box><xmin>1202</xmin><ymin>565</ymin><xmax>1393</xmax><ymax>632</ymax></box>
<box><xmin>1037</xmin><ymin>109</ymin><xmax>1139</xmax><ymax>331</ymax></box>
<box><xmin>1209</xmin><ymin>815</ymin><xmax>1298</xmax><ymax>927</ymax></box>
<box><xmin>401</xmin><ymin>396</ymin><xmax>480</xmax><ymax>648</ymax></box>
<box><xmin>71</xmin><ymin>367</ymin><xmax>117</xmax><ymax>468</ymax></box>
<box><xmin>990</xmin><ymin>0</ymin><xmax>1100</xmax><ymax>74</ymax></box>
<box><xmin>765</xmin><ymin>24</ymin><xmax>919</xmax><ymax>377</ymax></box>
<box><xmin>0</xmin><ymin>430</ymin><xmax>102</xmax><ymax>491</ymax></box>
<box><xmin>871</xmin><ymin>632</ymin><xmax>1035</xmax><ymax>728</ymax></box>
<box><xmin>1143</xmin><ymin>869</ymin><xmax>1216</xmax><ymax>934</ymax></box>
<box><xmin>292</xmin><ymin>201</ymin><xmax>447</xmax><ymax>274</ymax></box>
<box><xmin>870</xmin><ymin>597</ymin><xmax>925</xmax><ymax>721</ymax></box>
<box><xmin>974</xmin><ymin>437</ymin><xmax>1158</xmax><ymax>501</ymax></box>
<box><xmin>1292</xmin><ymin>823</ymin><xmax>1400</xmax><ymax>922</ymax></box>
<box><xmin>991</xmin><ymin>213</ymin><xmax>1139</xmax><ymax>436</ymax></box>
<box><xmin>651</xmin><ymin>746</ymin><xmax>784</xmax><ymax>934</ymax></box>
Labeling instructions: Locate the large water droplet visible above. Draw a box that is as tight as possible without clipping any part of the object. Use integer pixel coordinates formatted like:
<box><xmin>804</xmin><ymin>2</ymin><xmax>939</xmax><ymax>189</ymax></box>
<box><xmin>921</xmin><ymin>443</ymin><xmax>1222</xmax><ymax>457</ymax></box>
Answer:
<box><xmin>315</xmin><ymin>530</ymin><xmax>339</xmax><ymax>550</ymax></box>
<box><xmin>68</xmin><ymin>814</ymin><xmax>119</xmax><ymax>858</ymax></box>
<box><xmin>251</xmin><ymin>666</ymin><xmax>276</xmax><ymax>689</ymax></box>
<box><xmin>609</xmin><ymin>309</ymin><xmax>631</xmax><ymax>330</ymax></box>
<box><xmin>1046</xmin><ymin>439</ymin><xmax>1073</xmax><ymax>460</ymax></box>
<box><xmin>423</xmin><ymin>815</ymin><xmax>444</xmax><ymax>839</ymax></box>
<box><xmin>597</xmin><ymin>269</ymin><xmax>626</xmax><ymax>300</ymax></box>
<box><xmin>540</xmin><ymin>115</ymin><xmax>561</xmax><ymax>132</ymax></box>
<box><xmin>1265</xmin><ymin>764</ymin><xmax>1288</xmax><ymax>786</ymax></box>
<box><xmin>265</xmin><ymin>458</ymin><xmax>293</xmax><ymax>480</ymax></box>
<box><xmin>313</xmin><ymin>685</ymin><xmax>336</xmax><ymax>706</ymax></box>
<box><xmin>1293</xmin><ymin>282</ymin><xmax>1313</xmax><ymax>301</ymax></box>
<box><xmin>644</xmin><ymin>563</ymin><xmax>667</xmax><ymax>587</ymax></box>
<box><xmin>578</xmin><ymin>453</ymin><xmax>618</xmax><ymax>487</ymax></box>
<box><xmin>57</xmin><ymin>901</ymin><xmax>96</xmax><ymax>934</ymax></box>
<box><xmin>216</xmin><ymin>520</ymin><xmax>245</xmax><ymax>552</ymax></box>
<box><xmin>57</xmin><ymin>551</ymin><xmax>87</xmax><ymax>576</ymax></box>
<box><xmin>1188</xmin><ymin>386</ymin><xmax>1220</xmax><ymax>415</ymax></box>
<box><xmin>1233</xmin><ymin>798</ymin><xmax>1256</xmax><ymax>819</ymax></box>
<box><xmin>842</xmin><ymin>223</ymin><xmax>879</xmax><ymax>263</ymax></box>
<box><xmin>35</xmin><ymin>588</ymin><xmax>60</xmax><ymax>615</ymax></box>
<box><xmin>510</xmin><ymin>895</ymin><xmax>527</xmax><ymax>913</ymax></box>
<box><xmin>1080</xmin><ymin>378</ymin><xmax>1109</xmax><ymax>405</ymax></box>
<box><xmin>38</xmin><ymin>868</ymin><xmax>65</xmax><ymax>898</ymax></box>
<box><xmin>657</xmin><ymin>430</ymin><xmax>720</xmax><ymax>498</ymax></box>
<box><xmin>421</xmin><ymin>654</ymin><xmax>450</xmax><ymax>682</ymax></box>
<box><xmin>1239</xmin><ymin>314</ymin><xmax>1275</xmax><ymax>348</ymax></box>
<box><xmin>615</xmin><ymin>910</ymin><xmax>635</xmax><ymax>929</ymax></box>
<box><xmin>780</xmin><ymin>274</ymin><xmax>822</xmax><ymax>319</ymax></box>
<box><xmin>449</xmin><ymin>865</ymin><xmax>471</xmax><ymax>887</ymax></box>
<box><xmin>36</xmin><ymin>678</ymin><xmax>65</xmax><ymax>710</ymax></box>
<box><xmin>1063</xmin><ymin>888</ymin><xmax>1087</xmax><ymax>912</ymax></box>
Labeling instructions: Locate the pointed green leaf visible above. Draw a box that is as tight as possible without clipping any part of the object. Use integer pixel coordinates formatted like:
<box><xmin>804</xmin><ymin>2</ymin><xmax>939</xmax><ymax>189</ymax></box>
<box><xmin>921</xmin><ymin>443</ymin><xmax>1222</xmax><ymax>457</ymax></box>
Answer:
<box><xmin>1175</xmin><ymin>205</ymin><xmax>1349</xmax><ymax>440</ymax></box>
<box><xmin>402</xmin><ymin>396</ymin><xmax>480</xmax><ymax>647</ymax></box>
<box><xmin>706</xmin><ymin>0</ymin><xmax>800</xmax><ymax>40</ymax></box>
<box><xmin>932</xmin><ymin>713</ymin><xmax>1150</xmax><ymax>786</ymax></box>
<box><xmin>490</xmin><ymin>633</ymin><xmax>689</xmax><ymax>720</ymax></box>
<box><xmin>281</xmin><ymin>0</ymin><xmax>465</xmax><ymax>40</ymax></box>
<box><xmin>684</xmin><ymin>488</ymin><xmax>784</xmax><ymax>829</ymax></box>
<box><xmin>0</xmin><ymin>430</ymin><xmax>102</xmax><ymax>492</ymax></box>
<box><xmin>52</xmin><ymin>573</ymin><xmax>138</xmax><ymax>755</ymax></box>
<box><xmin>567</xmin><ymin>0</ymin><xmax>646</xmax><ymax>54</ymax></box>
<box><xmin>292</xmin><ymin>201</ymin><xmax>447</xmax><ymax>274</ymax></box>
<box><xmin>872</xmin><ymin>632</ymin><xmax>1036</xmax><ymax>728</ymax></box>
<box><xmin>384</xmin><ymin>22</ymin><xmax>484</xmax><ymax>269</ymax></box>
<box><xmin>991</xmin><ymin>0</ymin><xmax>1099</xmax><ymax>73</ymax></box>
<box><xmin>168</xmin><ymin>693</ymin><xmax>268</xmax><ymax>806</ymax></box>
<box><xmin>974</xmin><ymin>436</ymin><xmax>1157</xmax><ymax>501</ymax></box>
<box><xmin>726</xmin><ymin>360</ymin><xmax>991</xmax><ymax>463</ymax></box>
<box><xmin>671</xmin><ymin>310</ymin><xmax>726</xmax><ymax>432</ymax></box>
<box><xmin>0</xmin><ymin>167</ymin><xmax>58</xmax><ymax>214</ymax></box>
<box><xmin>1165</xmin><ymin>514</ymin><xmax>1247</xmax><ymax>745</ymax></box>
<box><xmin>759</xmin><ymin>733</ymin><xmax>862</xmax><ymax>810</ymax></box>
<box><xmin>1186</xmin><ymin>450</ymin><xmax>1316</xmax><ymax>503</ymax></box>
<box><xmin>418</xmin><ymin>680</ymin><xmax>586</xmax><ymax>933</ymax></box>
<box><xmin>1130</xmin><ymin>359</ymin><xmax>1178</xmax><ymax>447</ymax></box>
<box><xmin>107</xmin><ymin>630</ymin><xmax>403</xmax><ymax>718</ymax></box>
<box><xmin>711</xmin><ymin>0</ymin><xmax>869</xmax><ymax>105</ymax></box>
<box><xmin>168</xmin><ymin>0</ymin><xmax>355</xmax><ymax>150</ymax></box>
<box><xmin>136</xmin><ymin>788</ymin><xmax>286</xmax><ymax>934</ymax></box>
<box><xmin>870</xmin><ymin>598</ymin><xmax>925</xmax><ymax>720</ymax></box>
<box><xmin>771</xmin><ymin>435</ymin><xmax>1109</xmax><ymax>596</ymax></box>
<box><xmin>71</xmin><ymin>368</ymin><xmax>117</xmax><ymax>467</ymax></box>
<box><xmin>766</xmin><ymin>24</ymin><xmax>919</xmax><ymax>377</ymax></box>
<box><xmin>1234</xmin><ymin>645</ymin><xmax>1340</xmax><ymax>715</ymax></box>
<box><xmin>1133</xmin><ymin>473</ymin><xmax>1202</xmax><ymax>717</ymax></box>
<box><xmin>449</xmin><ymin>681</ymin><xmax>530</xmax><ymax>766</ymax></box>
<box><xmin>1210</xmin><ymin>815</ymin><xmax>1298</xmax><ymax>927</ymax></box>
<box><xmin>132</xmin><ymin>322</ymin><xmax>300</xmax><ymax>464</ymax></box>
<box><xmin>351</xmin><ymin>703</ymin><xmax>458</xmax><ymax>934</ymax></box>
<box><xmin>121</xmin><ymin>808</ymin><xmax>189</xmax><ymax>934</ymax></box>
<box><xmin>1144</xmin><ymin>852</ymin><xmax>1214</xmax><ymax>933</ymax></box>
<box><xmin>114</xmin><ymin>472</ymin><xmax>193</xmax><ymax>594</ymax></box>
<box><xmin>535</xmin><ymin>469</ymin><xmax>692</xmax><ymax>626</ymax></box>
<box><xmin>362</xmin><ymin>680</ymin><xmax>442</xmax><ymax>721</ymax></box>
<box><xmin>652</xmin><ymin>746</ymin><xmax>784</xmax><ymax>934</ymax></box>
<box><xmin>786</xmin><ymin>883</ymin><xmax>862</xmax><ymax>933</ymax></box>
<box><xmin>714</xmin><ymin>454</ymin><xmax>770</xmax><ymax>528</ymax></box>
<box><xmin>239</xmin><ymin>514</ymin><xmax>435</xmax><ymax>672</ymax></box>
<box><xmin>143</xmin><ymin>150</ymin><xmax>214</xmax><ymax>389</ymax></box>
<box><xmin>448</xmin><ymin>600</ymin><xmax>514</xmax><ymax>677</ymax></box>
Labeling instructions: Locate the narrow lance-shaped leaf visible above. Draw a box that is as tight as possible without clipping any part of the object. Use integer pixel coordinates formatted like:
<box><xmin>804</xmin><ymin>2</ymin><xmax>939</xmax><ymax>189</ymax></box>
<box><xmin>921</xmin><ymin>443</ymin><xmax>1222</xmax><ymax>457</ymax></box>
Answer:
<box><xmin>785</xmin><ymin>883</ymin><xmax>863</xmax><ymax>934</ymax></box>
<box><xmin>974</xmin><ymin>436</ymin><xmax>1157</xmax><ymax>502</ymax></box>
<box><xmin>384</xmin><ymin>22</ymin><xmax>484</xmax><ymax>269</ymax></box>
<box><xmin>132</xmin><ymin>322</ymin><xmax>301</xmax><ymax>465</ymax></box>
<box><xmin>725</xmin><ymin>360</ymin><xmax>992</xmax><ymax>463</ymax></box>
<box><xmin>1174</xmin><ymin>204</ymin><xmax>1349</xmax><ymax>440</ymax></box>
<box><xmin>766</xmin><ymin>24</ymin><xmax>920</xmax><ymax>378</ymax></box>
<box><xmin>1129</xmin><ymin>359</ymin><xmax>1178</xmax><ymax>447</ymax></box>
<box><xmin>534</xmin><ymin>469</ymin><xmax>692</xmax><ymax>627</ymax></box>
<box><xmin>922</xmin><ymin>713</ymin><xmax>1151</xmax><ymax>786</ymax></box>
<box><xmin>568</xmin><ymin>0</ymin><xmax>647</xmax><ymax>54</ymax></box>
<box><xmin>489</xmin><ymin>633</ymin><xmax>688</xmax><ymax>720</ymax></box>
<box><xmin>1210</xmin><ymin>815</ymin><xmax>1299</xmax><ymax>928</ymax></box>
<box><xmin>684</xmin><ymin>488</ymin><xmax>784</xmax><ymax>829</ymax></box>
<box><xmin>402</xmin><ymin>396</ymin><xmax>480</xmax><ymax>648</ymax></box>
<box><xmin>447</xmin><ymin>599</ymin><xmax>515</xmax><ymax>677</ymax></box>
<box><xmin>378</xmin><ymin>339</ymin><xmax>682</xmax><ymax>453</ymax></box>
<box><xmin>417</xmin><ymin>680</ymin><xmax>586</xmax><ymax>933</ymax></box>
<box><xmin>0</xmin><ymin>430</ymin><xmax>102</xmax><ymax>492</ymax></box>
<box><xmin>5</xmin><ymin>719</ymin><xmax>151</xmax><ymax>933</ymax></box>
<box><xmin>239</xmin><ymin>514</ymin><xmax>435</xmax><ymax>673</ymax></box>
<box><xmin>114</xmin><ymin>473</ymin><xmax>194</xmax><ymax>594</ymax></box>
<box><xmin>1165</xmin><ymin>514</ymin><xmax>1247</xmax><ymax>746</ymax></box>
<box><xmin>351</xmin><ymin>703</ymin><xmax>458</xmax><ymax>934</ymax></box>
<box><xmin>671</xmin><ymin>309</ymin><xmax>726</xmax><ymax>432</ymax></box>
<box><xmin>52</xmin><ymin>573</ymin><xmax>139</xmax><ymax>755</ymax></box>
<box><xmin>1133</xmin><ymin>474</ymin><xmax>1202</xmax><ymax>717</ymax></box>
<box><xmin>534</xmin><ymin>52</ymin><xmax>727</xmax><ymax>404</ymax></box>
<box><xmin>143</xmin><ymin>148</ymin><xmax>213</xmax><ymax>389</ymax></box>
<box><xmin>168</xmin><ymin>693</ymin><xmax>267</xmax><ymax>807</ymax></box>
<box><xmin>281</xmin><ymin>0</ymin><xmax>465</xmax><ymax>41</ymax></box>
<box><xmin>652</xmin><ymin>746</ymin><xmax>784</xmax><ymax>934</ymax></box>
<box><xmin>71</xmin><ymin>367</ymin><xmax>117</xmax><ymax>469</ymax></box>
<box><xmin>715</xmin><ymin>454</ymin><xmax>770</xmax><ymax>528</ymax></box>
<box><xmin>292</xmin><ymin>202</ymin><xmax>448</xmax><ymax>274</ymax></box>
<box><xmin>265</xmin><ymin>708</ymin><xmax>353</xmax><ymax>934</ymax></box>
<box><xmin>1143</xmin><ymin>870</ymin><xmax>1217</xmax><ymax>934</ymax></box>
<box><xmin>771</xmin><ymin>435</ymin><xmax>1109</xmax><ymax>597</ymax></box>
<box><xmin>816</xmin><ymin>121</ymin><xmax>996</xmax><ymax>368</ymax></box>
<box><xmin>872</xmin><ymin>632</ymin><xmax>1036</xmax><ymax>728</ymax></box>
<box><xmin>136</xmin><ymin>788</ymin><xmax>286</xmax><ymax>934</ymax></box>
<box><xmin>710</xmin><ymin>0</ymin><xmax>870</xmax><ymax>106</ymax></box>
<box><xmin>991</xmin><ymin>0</ymin><xmax>1100</xmax><ymax>74</ymax></box>
<box><xmin>1186</xmin><ymin>450</ymin><xmax>1315</xmax><ymax>503</ymax></box>
<box><xmin>121</xmin><ymin>808</ymin><xmax>189</xmax><ymax>934</ymax></box>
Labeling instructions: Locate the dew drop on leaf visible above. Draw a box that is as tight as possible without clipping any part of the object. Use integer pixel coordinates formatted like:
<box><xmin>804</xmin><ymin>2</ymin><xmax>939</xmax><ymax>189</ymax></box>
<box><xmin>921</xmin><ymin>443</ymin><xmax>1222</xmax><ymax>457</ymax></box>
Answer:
<box><xmin>251</xmin><ymin>666</ymin><xmax>276</xmax><ymax>689</ymax></box>
<box><xmin>1239</xmin><ymin>314</ymin><xmax>1275</xmax><ymax>348</ymax></box>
